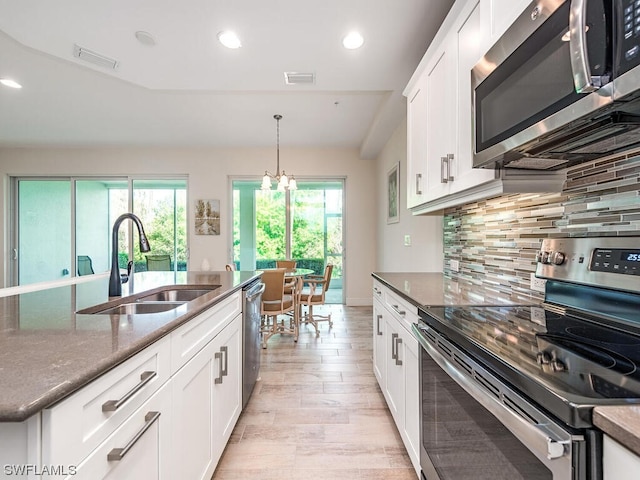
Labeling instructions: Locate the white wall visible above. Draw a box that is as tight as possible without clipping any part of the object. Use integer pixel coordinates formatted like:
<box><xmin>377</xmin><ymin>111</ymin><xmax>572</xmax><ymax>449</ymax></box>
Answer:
<box><xmin>375</xmin><ymin>119</ymin><xmax>444</xmax><ymax>272</ymax></box>
<box><xmin>0</xmin><ymin>145</ymin><xmax>376</xmax><ymax>305</ymax></box>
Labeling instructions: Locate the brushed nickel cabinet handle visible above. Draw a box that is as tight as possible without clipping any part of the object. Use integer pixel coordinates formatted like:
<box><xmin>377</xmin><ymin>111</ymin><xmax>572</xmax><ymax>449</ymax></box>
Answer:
<box><xmin>391</xmin><ymin>304</ymin><xmax>406</xmax><ymax>316</ymax></box>
<box><xmin>102</xmin><ymin>371</ymin><xmax>156</xmax><ymax>412</ymax></box>
<box><xmin>221</xmin><ymin>346</ymin><xmax>229</xmax><ymax>377</ymax></box>
<box><xmin>107</xmin><ymin>411</ymin><xmax>161</xmax><ymax>461</ymax></box>
<box><xmin>447</xmin><ymin>153</ymin><xmax>455</xmax><ymax>182</ymax></box>
<box><xmin>416</xmin><ymin>173</ymin><xmax>423</xmax><ymax>195</ymax></box>
<box><xmin>391</xmin><ymin>333</ymin><xmax>399</xmax><ymax>360</ymax></box>
<box><xmin>376</xmin><ymin>314</ymin><xmax>383</xmax><ymax>336</ymax></box>
<box><xmin>215</xmin><ymin>351</ymin><xmax>224</xmax><ymax>384</ymax></box>
<box><xmin>440</xmin><ymin>157</ymin><xmax>448</xmax><ymax>183</ymax></box>
<box><xmin>395</xmin><ymin>337</ymin><xmax>403</xmax><ymax>366</ymax></box>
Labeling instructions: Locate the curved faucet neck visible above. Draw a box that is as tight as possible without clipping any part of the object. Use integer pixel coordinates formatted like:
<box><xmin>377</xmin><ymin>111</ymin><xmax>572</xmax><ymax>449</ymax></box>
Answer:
<box><xmin>108</xmin><ymin>213</ymin><xmax>151</xmax><ymax>297</ymax></box>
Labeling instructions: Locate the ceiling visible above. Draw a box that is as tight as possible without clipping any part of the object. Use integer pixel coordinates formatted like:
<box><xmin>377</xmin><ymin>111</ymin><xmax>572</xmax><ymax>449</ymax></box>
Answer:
<box><xmin>0</xmin><ymin>0</ymin><xmax>454</xmax><ymax>159</ymax></box>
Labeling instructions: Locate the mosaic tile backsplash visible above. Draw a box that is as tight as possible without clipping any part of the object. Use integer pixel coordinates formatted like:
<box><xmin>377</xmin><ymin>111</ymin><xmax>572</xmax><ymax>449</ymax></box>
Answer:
<box><xmin>443</xmin><ymin>153</ymin><xmax>640</xmax><ymax>301</ymax></box>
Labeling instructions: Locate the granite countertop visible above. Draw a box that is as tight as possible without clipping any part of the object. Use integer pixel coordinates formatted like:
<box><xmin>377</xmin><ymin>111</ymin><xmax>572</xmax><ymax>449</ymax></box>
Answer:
<box><xmin>372</xmin><ymin>272</ymin><xmax>540</xmax><ymax>308</ymax></box>
<box><xmin>0</xmin><ymin>270</ymin><xmax>260</xmax><ymax>422</ymax></box>
<box><xmin>374</xmin><ymin>272</ymin><xmax>640</xmax><ymax>457</ymax></box>
<box><xmin>594</xmin><ymin>406</ymin><xmax>640</xmax><ymax>456</ymax></box>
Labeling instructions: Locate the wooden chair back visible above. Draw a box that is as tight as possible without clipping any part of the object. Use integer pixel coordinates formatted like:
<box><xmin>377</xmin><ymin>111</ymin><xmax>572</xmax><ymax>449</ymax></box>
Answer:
<box><xmin>145</xmin><ymin>254</ymin><xmax>171</xmax><ymax>271</ymax></box>
<box><xmin>261</xmin><ymin>268</ymin><xmax>286</xmax><ymax>302</ymax></box>
<box><xmin>276</xmin><ymin>260</ymin><xmax>297</xmax><ymax>270</ymax></box>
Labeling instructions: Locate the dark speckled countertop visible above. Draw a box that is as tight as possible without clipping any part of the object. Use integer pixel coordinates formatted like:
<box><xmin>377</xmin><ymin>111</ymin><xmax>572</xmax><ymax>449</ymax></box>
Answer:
<box><xmin>374</xmin><ymin>272</ymin><xmax>640</xmax><ymax>457</ymax></box>
<box><xmin>0</xmin><ymin>270</ymin><xmax>260</xmax><ymax>422</ymax></box>
<box><xmin>372</xmin><ymin>272</ymin><xmax>539</xmax><ymax>308</ymax></box>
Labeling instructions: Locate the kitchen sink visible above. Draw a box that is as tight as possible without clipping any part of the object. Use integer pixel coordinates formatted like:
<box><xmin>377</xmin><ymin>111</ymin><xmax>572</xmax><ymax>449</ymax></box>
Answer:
<box><xmin>76</xmin><ymin>285</ymin><xmax>221</xmax><ymax>315</ymax></box>
<box><xmin>136</xmin><ymin>287</ymin><xmax>219</xmax><ymax>303</ymax></box>
<box><xmin>94</xmin><ymin>301</ymin><xmax>187</xmax><ymax>315</ymax></box>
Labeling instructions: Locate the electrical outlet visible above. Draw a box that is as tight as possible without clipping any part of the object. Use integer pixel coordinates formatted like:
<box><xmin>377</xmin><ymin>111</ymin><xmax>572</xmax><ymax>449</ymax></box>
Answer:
<box><xmin>530</xmin><ymin>307</ymin><xmax>546</xmax><ymax>325</ymax></box>
<box><xmin>450</xmin><ymin>259</ymin><xmax>460</xmax><ymax>272</ymax></box>
<box><xmin>404</xmin><ymin>235</ymin><xmax>411</xmax><ymax>246</ymax></box>
<box><xmin>530</xmin><ymin>273</ymin><xmax>547</xmax><ymax>293</ymax></box>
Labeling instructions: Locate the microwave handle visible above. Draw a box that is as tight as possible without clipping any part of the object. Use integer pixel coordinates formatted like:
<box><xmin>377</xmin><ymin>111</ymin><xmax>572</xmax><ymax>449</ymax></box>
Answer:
<box><xmin>569</xmin><ymin>0</ymin><xmax>608</xmax><ymax>93</ymax></box>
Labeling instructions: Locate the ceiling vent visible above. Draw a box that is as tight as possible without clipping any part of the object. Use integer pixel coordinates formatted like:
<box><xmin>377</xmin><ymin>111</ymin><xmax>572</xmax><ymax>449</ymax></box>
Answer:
<box><xmin>284</xmin><ymin>72</ymin><xmax>315</xmax><ymax>85</ymax></box>
<box><xmin>73</xmin><ymin>44</ymin><xmax>119</xmax><ymax>70</ymax></box>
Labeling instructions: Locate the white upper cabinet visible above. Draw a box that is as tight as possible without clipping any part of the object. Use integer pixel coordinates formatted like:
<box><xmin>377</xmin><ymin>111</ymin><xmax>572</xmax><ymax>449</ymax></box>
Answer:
<box><xmin>404</xmin><ymin>0</ymin><xmax>565</xmax><ymax>214</ymax></box>
<box><xmin>484</xmin><ymin>0</ymin><xmax>533</xmax><ymax>45</ymax></box>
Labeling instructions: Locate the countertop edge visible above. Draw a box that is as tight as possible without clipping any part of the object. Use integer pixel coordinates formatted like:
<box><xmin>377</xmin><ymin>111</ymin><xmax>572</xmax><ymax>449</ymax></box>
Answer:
<box><xmin>0</xmin><ymin>273</ymin><xmax>261</xmax><ymax>422</ymax></box>
<box><xmin>593</xmin><ymin>406</ymin><xmax>640</xmax><ymax>457</ymax></box>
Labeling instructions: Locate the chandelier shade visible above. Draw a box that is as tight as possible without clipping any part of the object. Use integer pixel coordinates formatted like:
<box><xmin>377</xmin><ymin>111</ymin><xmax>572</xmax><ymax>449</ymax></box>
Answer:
<box><xmin>261</xmin><ymin>114</ymin><xmax>297</xmax><ymax>191</ymax></box>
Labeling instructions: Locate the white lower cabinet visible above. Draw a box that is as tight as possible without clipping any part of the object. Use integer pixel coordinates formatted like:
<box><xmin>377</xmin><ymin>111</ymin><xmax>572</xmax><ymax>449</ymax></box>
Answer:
<box><xmin>210</xmin><ymin>314</ymin><xmax>242</xmax><ymax>463</ymax></box>
<box><xmin>37</xmin><ymin>291</ymin><xmax>243</xmax><ymax>480</ymax></box>
<box><xmin>603</xmin><ymin>435</ymin><xmax>640</xmax><ymax>480</ymax></box>
<box><xmin>372</xmin><ymin>281</ymin><xmax>420</xmax><ymax>477</ymax></box>
<box><xmin>71</xmin><ymin>381</ymin><xmax>172</xmax><ymax>480</ymax></box>
<box><xmin>171</xmin><ymin>313</ymin><xmax>242</xmax><ymax>480</ymax></box>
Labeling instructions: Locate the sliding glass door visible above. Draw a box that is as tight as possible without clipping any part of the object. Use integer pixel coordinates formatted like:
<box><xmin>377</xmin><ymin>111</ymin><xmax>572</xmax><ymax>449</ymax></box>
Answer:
<box><xmin>232</xmin><ymin>179</ymin><xmax>344</xmax><ymax>303</ymax></box>
<box><xmin>11</xmin><ymin>177</ymin><xmax>187</xmax><ymax>286</ymax></box>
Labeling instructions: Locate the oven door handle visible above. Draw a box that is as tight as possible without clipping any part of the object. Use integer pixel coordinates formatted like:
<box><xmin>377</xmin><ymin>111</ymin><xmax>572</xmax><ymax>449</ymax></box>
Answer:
<box><xmin>413</xmin><ymin>324</ymin><xmax>580</xmax><ymax>476</ymax></box>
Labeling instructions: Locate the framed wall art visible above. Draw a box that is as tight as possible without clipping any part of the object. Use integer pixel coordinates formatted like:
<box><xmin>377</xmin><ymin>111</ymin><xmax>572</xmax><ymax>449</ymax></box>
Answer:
<box><xmin>195</xmin><ymin>199</ymin><xmax>220</xmax><ymax>235</ymax></box>
<box><xmin>387</xmin><ymin>162</ymin><xmax>400</xmax><ymax>224</ymax></box>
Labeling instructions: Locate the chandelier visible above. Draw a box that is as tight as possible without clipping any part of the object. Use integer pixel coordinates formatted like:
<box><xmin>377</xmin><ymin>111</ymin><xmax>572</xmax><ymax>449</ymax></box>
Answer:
<box><xmin>261</xmin><ymin>114</ymin><xmax>297</xmax><ymax>191</ymax></box>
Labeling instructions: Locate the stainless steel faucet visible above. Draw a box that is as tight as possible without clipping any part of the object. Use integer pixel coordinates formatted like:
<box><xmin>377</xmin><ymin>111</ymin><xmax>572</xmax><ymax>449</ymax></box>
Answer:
<box><xmin>109</xmin><ymin>213</ymin><xmax>151</xmax><ymax>297</ymax></box>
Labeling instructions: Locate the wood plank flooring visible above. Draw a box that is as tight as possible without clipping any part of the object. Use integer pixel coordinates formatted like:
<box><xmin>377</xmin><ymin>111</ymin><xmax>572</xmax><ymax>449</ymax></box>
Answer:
<box><xmin>211</xmin><ymin>305</ymin><xmax>417</xmax><ymax>479</ymax></box>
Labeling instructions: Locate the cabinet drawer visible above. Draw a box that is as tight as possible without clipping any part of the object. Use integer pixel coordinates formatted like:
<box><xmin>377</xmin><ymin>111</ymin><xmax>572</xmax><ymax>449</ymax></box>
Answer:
<box><xmin>69</xmin><ymin>381</ymin><xmax>172</xmax><ymax>480</ymax></box>
<box><xmin>384</xmin><ymin>288</ymin><xmax>420</xmax><ymax>331</ymax></box>
<box><xmin>170</xmin><ymin>292</ymin><xmax>241</xmax><ymax>374</ymax></box>
<box><xmin>42</xmin><ymin>335</ymin><xmax>171</xmax><ymax>469</ymax></box>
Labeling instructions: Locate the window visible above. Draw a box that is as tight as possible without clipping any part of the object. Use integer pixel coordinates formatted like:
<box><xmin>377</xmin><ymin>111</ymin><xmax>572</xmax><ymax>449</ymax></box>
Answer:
<box><xmin>11</xmin><ymin>177</ymin><xmax>187</xmax><ymax>286</ymax></box>
<box><xmin>232</xmin><ymin>179</ymin><xmax>344</xmax><ymax>303</ymax></box>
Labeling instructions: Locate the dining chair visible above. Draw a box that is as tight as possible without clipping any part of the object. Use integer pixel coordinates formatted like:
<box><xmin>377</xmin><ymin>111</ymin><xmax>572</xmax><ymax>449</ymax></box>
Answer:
<box><xmin>260</xmin><ymin>268</ymin><xmax>297</xmax><ymax>348</ymax></box>
<box><xmin>299</xmin><ymin>264</ymin><xmax>334</xmax><ymax>336</ymax></box>
<box><xmin>276</xmin><ymin>259</ymin><xmax>297</xmax><ymax>294</ymax></box>
<box><xmin>77</xmin><ymin>255</ymin><xmax>95</xmax><ymax>276</ymax></box>
<box><xmin>145</xmin><ymin>254</ymin><xmax>171</xmax><ymax>271</ymax></box>
<box><xmin>225</xmin><ymin>263</ymin><xmax>236</xmax><ymax>271</ymax></box>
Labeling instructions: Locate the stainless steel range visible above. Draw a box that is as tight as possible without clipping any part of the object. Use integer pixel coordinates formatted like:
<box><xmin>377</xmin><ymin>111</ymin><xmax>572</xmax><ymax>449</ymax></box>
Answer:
<box><xmin>413</xmin><ymin>236</ymin><xmax>640</xmax><ymax>480</ymax></box>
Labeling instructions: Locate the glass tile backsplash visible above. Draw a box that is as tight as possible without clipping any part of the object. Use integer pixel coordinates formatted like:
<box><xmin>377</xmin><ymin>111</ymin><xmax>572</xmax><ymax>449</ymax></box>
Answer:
<box><xmin>443</xmin><ymin>152</ymin><xmax>640</xmax><ymax>301</ymax></box>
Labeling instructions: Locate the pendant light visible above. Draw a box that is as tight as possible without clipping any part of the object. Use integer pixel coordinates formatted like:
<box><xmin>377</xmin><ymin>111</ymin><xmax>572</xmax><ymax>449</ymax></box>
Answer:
<box><xmin>261</xmin><ymin>114</ymin><xmax>297</xmax><ymax>190</ymax></box>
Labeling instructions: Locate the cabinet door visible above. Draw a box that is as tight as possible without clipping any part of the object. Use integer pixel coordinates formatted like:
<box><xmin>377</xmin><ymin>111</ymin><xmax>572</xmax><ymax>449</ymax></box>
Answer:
<box><xmin>603</xmin><ymin>435</ymin><xmax>640</xmax><ymax>480</ymax></box>
<box><xmin>211</xmin><ymin>313</ymin><xmax>242</xmax><ymax>465</ymax></box>
<box><xmin>425</xmin><ymin>44</ymin><xmax>454</xmax><ymax>201</ymax></box>
<box><xmin>402</xmin><ymin>331</ymin><xmax>420</xmax><ymax>475</ymax></box>
<box><xmin>372</xmin><ymin>299</ymin><xmax>386</xmax><ymax>386</ymax></box>
<box><xmin>171</xmin><ymin>340</ymin><xmax>217</xmax><ymax>480</ymax></box>
<box><xmin>407</xmin><ymin>76</ymin><xmax>428</xmax><ymax>209</ymax></box>
<box><xmin>483</xmin><ymin>0</ymin><xmax>531</xmax><ymax>46</ymax></box>
<box><xmin>449</xmin><ymin>0</ymin><xmax>495</xmax><ymax>194</ymax></box>
<box><xmin>384</xmin><ymin>315</ymin><xmax>404</xmax><ymax>424</ymax></box>
<box><xmin>70</xmin><ymin>382</ymin><xmax>172</xmax><ymax>480</ymax></box>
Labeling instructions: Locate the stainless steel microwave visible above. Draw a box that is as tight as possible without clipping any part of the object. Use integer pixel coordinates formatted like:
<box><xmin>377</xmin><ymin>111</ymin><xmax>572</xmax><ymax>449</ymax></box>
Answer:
<box><xmin>473</xmin><ymin>0</ymin><xmax>640</xmax><ymax>170</ymax></box>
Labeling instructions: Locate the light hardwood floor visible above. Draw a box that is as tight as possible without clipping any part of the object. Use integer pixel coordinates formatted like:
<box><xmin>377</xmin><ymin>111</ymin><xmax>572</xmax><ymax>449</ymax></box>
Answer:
<box><xmin>211</xmin><ymin>305</ymin><xmax>417</xmax><ymax>479</ymax></box>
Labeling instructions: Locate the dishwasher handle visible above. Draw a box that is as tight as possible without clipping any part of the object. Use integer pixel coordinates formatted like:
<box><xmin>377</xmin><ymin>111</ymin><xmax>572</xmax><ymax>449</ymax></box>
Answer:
<box><xmin>245</xmin><ymin>282</ymin><xmax>265</xmax><ymax>301</ymax></box>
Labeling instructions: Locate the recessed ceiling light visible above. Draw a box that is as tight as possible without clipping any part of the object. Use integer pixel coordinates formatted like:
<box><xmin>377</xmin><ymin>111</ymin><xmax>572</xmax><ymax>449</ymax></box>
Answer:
<box><xmin>135</xmin><ymin>31</ymin><xmax>156</xmax><ymax>46</ymax></box>
<box><xmin>0</xmin><ymin>78</ymin><xmax>22</xmax><ymax>89</ymax></box>
<box><xmin>342</xmin><ymin>31</ymin><xmax>364</xmax><ymax>49</ymax></box>
<box><xmin>218</xmin><ymin>31</ymin><xmax>242</xmax><ymax>49</ymax></box>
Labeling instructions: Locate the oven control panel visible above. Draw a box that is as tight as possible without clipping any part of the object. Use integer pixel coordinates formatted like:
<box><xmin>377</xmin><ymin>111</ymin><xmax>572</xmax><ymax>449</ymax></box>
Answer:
<box><xmin>535</xmin><ymin>237</ymin><xmax>640</xmax><ymax>293</ymax></box>
<box><xmin>590</xmin><ymin>248</ymin><xmax>640</xmax><ymax>275</ymax></box>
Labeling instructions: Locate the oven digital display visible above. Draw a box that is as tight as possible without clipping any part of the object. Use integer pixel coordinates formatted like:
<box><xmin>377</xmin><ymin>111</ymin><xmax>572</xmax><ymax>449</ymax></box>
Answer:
<box><xmin>622</xmin><ymin>251</ymin><xmax>640</xmax><ymax>262</ymax></box>
<box><xmin>590</xmin><ymin>248</ymin><xmax>640</xmax><ymax>275</ymax></box>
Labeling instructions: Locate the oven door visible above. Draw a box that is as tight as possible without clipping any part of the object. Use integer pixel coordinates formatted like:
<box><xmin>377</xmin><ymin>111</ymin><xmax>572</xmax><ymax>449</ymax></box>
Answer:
<box><xmin>413</xmin><ymin>323</ymin><xmax>588</xmax><ymax>480</ymax></box>
<box><xmin>472</xmin><ymin>0</ymin><xmax>612</xmax><ymax>169</ymax></box>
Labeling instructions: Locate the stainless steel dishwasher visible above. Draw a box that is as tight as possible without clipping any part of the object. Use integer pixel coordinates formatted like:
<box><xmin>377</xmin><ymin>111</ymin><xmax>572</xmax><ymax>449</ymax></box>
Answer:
<box><xmin>242</xmin><ymin>279</ymin><xmax>264</xmax><ymax>408</ymax></box>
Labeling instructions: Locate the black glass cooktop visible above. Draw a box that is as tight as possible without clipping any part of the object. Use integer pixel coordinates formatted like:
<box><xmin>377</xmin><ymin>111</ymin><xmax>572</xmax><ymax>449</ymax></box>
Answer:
<box><xmin>419</xmin><ymin>304</ymin><xmax>640</xmax><ymax>427</ymax></box>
